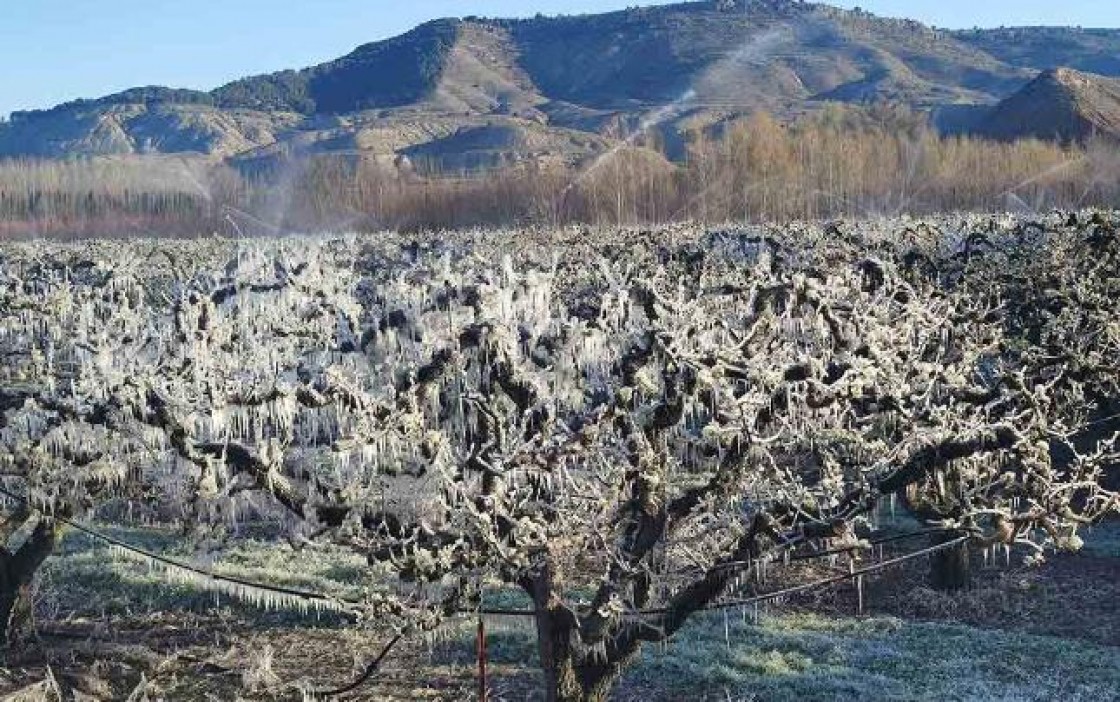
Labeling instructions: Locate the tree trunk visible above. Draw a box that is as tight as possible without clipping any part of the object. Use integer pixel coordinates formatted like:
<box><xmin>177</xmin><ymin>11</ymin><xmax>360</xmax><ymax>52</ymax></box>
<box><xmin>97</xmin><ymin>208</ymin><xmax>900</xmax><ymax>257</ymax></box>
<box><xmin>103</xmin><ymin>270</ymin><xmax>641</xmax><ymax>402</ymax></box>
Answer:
<box><xmin>573</xmin><ymin>664</ymin><xmax>622</xmax><ymax>702</ymax></box>
<box><xmin>529</xmin><ymin>566</ymin><xmax>583</xmax><ymax>702</ymax></box>
<box><xmin>530</xmin><ymin>594</ymin><xmax>642</xmax><ymax>699</ymax></box>
<box><xmin>0</xmin><ymin>576</ymin><xmax>20</xmax><ymax>648</ymax></box>
<box><xmin>0</xmin><ymin>518</ymin><xmax>60</xmax><ymax>649</ymax></box>
<box><xmin>929</xmin><ymin>530</ymin><xmax>970</xmax><ymax>591</ymax></box>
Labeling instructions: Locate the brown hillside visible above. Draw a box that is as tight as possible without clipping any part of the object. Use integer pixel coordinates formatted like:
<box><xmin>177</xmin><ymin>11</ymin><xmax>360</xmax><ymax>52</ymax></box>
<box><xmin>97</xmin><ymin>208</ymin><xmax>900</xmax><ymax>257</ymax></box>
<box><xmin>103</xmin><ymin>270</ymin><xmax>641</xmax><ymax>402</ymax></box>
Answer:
<box><xmin>979</xmin><ymin>67</ymin><xmax>1120</xmax><ymax>142</ymax></box>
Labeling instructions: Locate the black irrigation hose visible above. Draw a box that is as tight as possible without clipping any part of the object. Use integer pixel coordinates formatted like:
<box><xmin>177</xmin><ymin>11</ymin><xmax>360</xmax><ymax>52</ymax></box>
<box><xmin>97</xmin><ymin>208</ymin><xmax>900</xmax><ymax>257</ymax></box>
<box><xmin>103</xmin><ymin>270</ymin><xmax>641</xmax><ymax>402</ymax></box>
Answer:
<box><xmin>790</xmin><ymin>527</ymin><xmax>958</xmax><ymax>561</ymax></box>
<box><xmin>0</xmin><ymin>486</ymin><xmax>972</xmax><ymax>622</ymax></box>
<box><xmin>1</xmin><ymin>485</ymin><xmax>405</xmax><ymax>696</ymax></box>
<box><xmin>314</xmin><ymin>633</ymin><xmax>404</xmax><ymax>697</ymax></box>
<box><xmin>0</xmin><ymin>486</ymin><xmax>351</xmax><ymax>610</ymax></box>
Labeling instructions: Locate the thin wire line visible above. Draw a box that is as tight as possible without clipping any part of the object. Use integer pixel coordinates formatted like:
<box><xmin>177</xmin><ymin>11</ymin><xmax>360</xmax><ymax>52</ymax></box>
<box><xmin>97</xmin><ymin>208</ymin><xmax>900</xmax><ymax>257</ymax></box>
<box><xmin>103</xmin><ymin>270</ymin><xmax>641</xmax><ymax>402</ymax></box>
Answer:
<box><xmin>1082</xmin><ymin>411</ymin><xmax>1120</xmax><ymax>429</ymax></box>
<box><xmin>640</xmin><ymin>535</ymin><xmax>971</xmax><ymax>616</ymax></box>
<box><xmin>671</xmin><ymin>527</ymin><xmax>957</xmax><ymax>577</ymax></box>
<box><xmin>478</xmin><ymin>536</ymin><xmax>972</xmax><ymax>617</ymax></box>
<box><xmin>0</xmin><ymin>485</ymin><xmax>973</xmax><ymax>619</ymax></box>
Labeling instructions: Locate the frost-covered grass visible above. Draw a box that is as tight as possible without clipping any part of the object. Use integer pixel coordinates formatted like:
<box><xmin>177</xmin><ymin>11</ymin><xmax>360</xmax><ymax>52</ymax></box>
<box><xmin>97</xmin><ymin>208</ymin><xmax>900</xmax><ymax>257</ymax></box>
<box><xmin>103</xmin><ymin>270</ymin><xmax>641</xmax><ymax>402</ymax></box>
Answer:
<box><xmin>37</xmin><ymin>525</ymin><xmax>372</xmax><ymax>624</ymax></box>
<box><xmin>34</xmin><ymin>523</ymin><xmax>1120</xmax><ymax>701</ymax></box>
<box><xmin>418</xmin><ymin>609</ymin><xmax>1120</xmax><ymax>701</ymax></box>
<box><xmin>616</xmin><ymin>611</ymin><xmax>1120</xmax><ymax>701</ymax></box>
<box><xmin>1082</xmin><ymin>519</ymin><xmax>1120</xmax><ymax>559</ymax></box>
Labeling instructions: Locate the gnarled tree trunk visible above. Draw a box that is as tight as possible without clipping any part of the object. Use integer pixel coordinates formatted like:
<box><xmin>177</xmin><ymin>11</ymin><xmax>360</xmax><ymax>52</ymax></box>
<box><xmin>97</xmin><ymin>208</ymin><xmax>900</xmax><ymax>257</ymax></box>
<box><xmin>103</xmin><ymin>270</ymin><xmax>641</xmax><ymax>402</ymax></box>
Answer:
<box><xmin>528</xmin><ymin>565</ymin><xmax>635</xmax><ymax>702</ymax></box>
<box><xmin>0</xmin><ymin>517</ymin><xmax>60</xmax><ymax>649</ymax></box>
<box><xmin>929</xmin><ymin>529</ymin><xmax>971</xmax><ymax>592</ymax></box>
<box><xmin>529</xmin><ymin>565</ymin><xmax>584</xmax><ymax>702</ymax></box>
<box><xmin>900</xmin><ymin>486</ymin><xmax>973</xmax><ymax>592</ymax></box>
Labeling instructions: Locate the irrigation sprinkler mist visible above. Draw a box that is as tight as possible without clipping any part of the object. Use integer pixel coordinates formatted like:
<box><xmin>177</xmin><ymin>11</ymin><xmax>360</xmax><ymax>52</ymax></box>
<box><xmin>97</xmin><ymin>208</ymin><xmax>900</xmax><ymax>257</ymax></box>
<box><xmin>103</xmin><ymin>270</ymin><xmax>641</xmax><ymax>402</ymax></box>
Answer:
<box><xmin>176</xmin><ymin>158</ymin><xmax>214</xmax><ymax>204</ymax></box>
<box><xmin>558</xmin><ymin>88</ymin><xmax>699</xmax><ymax>202</ymax></box>
<box><xmin>555</xmin><ymin>24</ymin><xmax>794</xmax><ymax>210</ymax></box>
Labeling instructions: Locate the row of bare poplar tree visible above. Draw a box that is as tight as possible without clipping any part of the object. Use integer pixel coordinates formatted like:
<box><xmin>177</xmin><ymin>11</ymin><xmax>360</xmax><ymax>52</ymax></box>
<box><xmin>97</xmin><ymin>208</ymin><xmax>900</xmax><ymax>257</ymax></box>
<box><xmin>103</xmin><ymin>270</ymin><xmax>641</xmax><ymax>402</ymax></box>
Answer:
<box><xmin>1</xmin><ymin>106</ymin><xmax>1119</xmax><ymax>236</ymax></box>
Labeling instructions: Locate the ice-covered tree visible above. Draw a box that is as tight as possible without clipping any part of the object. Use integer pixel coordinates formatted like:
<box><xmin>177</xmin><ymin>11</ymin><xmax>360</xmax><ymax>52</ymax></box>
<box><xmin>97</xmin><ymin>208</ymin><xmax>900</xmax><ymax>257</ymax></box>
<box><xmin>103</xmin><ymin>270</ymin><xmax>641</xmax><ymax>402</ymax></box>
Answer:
<box><xmin>99</xmin><ymin>219</ymin><xmax>1116</xmax><ymax>701</ymax></box>
<box><xmin>2</xmin><ymin>215</ymin><xmax>1116</xmax><ymax>700</ymax></box>
<box><xmin>0</xmin><ymin>242</ymin><xmax>210</xmax><ymax>645</ymax></box>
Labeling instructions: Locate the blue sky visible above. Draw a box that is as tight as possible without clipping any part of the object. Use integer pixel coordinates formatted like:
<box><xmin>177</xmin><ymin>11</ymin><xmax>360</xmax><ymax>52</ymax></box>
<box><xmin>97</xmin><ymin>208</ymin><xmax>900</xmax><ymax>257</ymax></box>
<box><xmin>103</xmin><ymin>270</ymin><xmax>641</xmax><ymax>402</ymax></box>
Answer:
<box><xmin>3</xmin><ymin>1</ymin><xmax>1118</xmax><ymax>118</ymax></box>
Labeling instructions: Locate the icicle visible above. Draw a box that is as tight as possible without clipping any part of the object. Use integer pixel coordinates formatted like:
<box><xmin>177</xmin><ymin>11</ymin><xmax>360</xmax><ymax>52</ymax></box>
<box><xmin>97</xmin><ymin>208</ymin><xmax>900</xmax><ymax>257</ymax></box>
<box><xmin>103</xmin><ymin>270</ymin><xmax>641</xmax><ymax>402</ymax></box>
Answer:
<box><xmin>856</xmin><ymin>574</ymin><xmax>864</xmax><ymax>615</ymax></box>
<box><xmin>723</xmin><ymin>609</ymin><xmax>731</xmax><ymax>651</ymax></box>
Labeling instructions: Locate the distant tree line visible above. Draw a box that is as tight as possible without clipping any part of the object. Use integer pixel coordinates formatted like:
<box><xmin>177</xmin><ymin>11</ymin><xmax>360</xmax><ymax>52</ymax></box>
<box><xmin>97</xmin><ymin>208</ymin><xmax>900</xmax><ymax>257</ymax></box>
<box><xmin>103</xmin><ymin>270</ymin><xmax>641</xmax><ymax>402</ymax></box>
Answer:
<box><xmin>1</xmin><ymin>105</ymin><xmax>1118</xmax><ymax>237</ymax></box>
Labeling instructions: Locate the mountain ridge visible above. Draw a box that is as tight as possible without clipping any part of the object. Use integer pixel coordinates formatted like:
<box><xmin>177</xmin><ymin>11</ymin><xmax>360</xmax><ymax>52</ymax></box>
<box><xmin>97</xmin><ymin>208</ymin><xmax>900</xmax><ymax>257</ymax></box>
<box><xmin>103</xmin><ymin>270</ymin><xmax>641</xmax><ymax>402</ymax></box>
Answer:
<box><xmin>3</xmin><ymin>1</ymin><xmax>1119</xmax><ymax>167</ymax></box>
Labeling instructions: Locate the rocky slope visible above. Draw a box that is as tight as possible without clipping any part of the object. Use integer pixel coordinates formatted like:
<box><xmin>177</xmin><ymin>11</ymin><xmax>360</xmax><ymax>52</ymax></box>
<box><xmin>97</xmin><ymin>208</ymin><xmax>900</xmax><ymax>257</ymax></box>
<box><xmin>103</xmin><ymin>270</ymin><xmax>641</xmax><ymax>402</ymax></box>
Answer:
<box><xmin>979</xmin><ymin>68</ymin><xmax>1120</xmax><ymax>142</ymax></box>
<box><xmin>1</xmin><ymin>1</ymin><xmax>1117</xmax><ymax>169</ymax></box>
